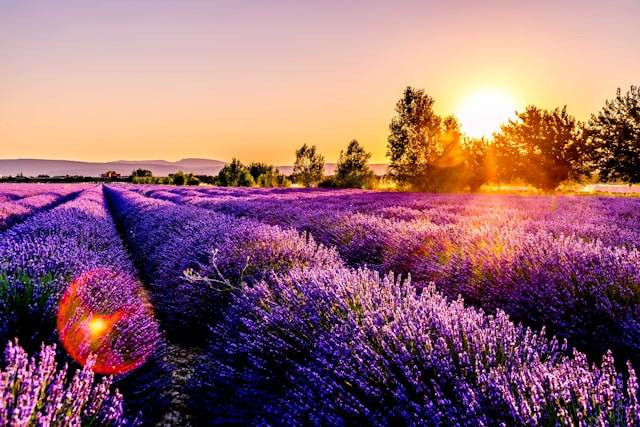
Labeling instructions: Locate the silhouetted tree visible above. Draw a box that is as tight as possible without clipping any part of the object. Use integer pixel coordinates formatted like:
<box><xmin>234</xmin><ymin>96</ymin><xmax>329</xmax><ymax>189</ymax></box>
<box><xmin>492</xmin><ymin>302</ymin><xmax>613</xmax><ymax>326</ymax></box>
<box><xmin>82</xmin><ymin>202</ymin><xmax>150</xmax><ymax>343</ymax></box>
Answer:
<box><xmin>462</xmin><ymin>137</ymin><xmax>494</xmax><ymax>192</ymax></box>
<box><xmin>131</xmin><ymin>168</ymin><xmax>153</xmax><ymax>178</ymax></box>
<box><xmin>493</xmin><ymin>106</ymin><xmax>583</xmax><ymax>190</ymax></box>
<box><xmin>585</xmin><ymin>86</ymin><xmax>640</xmax><ymax>183</ymax></box>
<box><xmin>167</xmin><ymin>171</ymin><xmax>199</xmax><ymax>185</ymax></box>
<box><xmin>387</xmin><ymin>88</ymin><xmax>474</xmax><ymax>192</ymax></box>
<box><xmin>247</xmin><ymin>162</ymin><xmax>290</xmax><ymax>187</ymax></box>
<box><xmin>428</xmin><ymin>116</ymin><xmax>470</xmax><ymax>191</ymax></box>
<box><xmin>387</xmin><ymin>87</ymin><xmax>442</xmax><ymax>190</ymax></box>
<box><xmin>335</xmin><ymin>139</ymin><xmax>374</xmax><ymax>188</ymax></box>
<box><xmin>169</xmin><ymin>171</ymin><xmax>186</xmax><ymax>185</ymax></box>
<box><xmin>247</xmin><ymin>163</ymin><xmax>272</xmax><ymax>182</ymax></box>
<box><xmin>293</xmin><ymin>144</ymin><xmax>324</xmax><ymax>187</ymax></box>
<box><xmin>257</xmin><ymin>171</ymin><xmax>290</xmax><ymax>188</ymax></box>
<box><xmin>216</xmin><ymin>159</ymin><xmax>255</xmax><ymax>187</ymax></box>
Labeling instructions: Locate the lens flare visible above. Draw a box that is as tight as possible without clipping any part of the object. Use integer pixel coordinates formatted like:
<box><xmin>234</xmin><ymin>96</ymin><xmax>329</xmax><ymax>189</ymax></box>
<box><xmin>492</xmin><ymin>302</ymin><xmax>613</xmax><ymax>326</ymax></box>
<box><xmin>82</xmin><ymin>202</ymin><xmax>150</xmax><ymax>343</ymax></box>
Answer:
<box><xmin>57</xmin><ymin>268</ymin><xmax>159</xmax><ymax>375</ymax></box>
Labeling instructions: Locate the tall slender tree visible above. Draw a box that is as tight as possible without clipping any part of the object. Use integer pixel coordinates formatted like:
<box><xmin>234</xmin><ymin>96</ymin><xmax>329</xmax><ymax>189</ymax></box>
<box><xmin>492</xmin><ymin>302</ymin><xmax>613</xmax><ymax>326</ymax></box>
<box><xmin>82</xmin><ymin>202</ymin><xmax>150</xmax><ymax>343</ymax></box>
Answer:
<box><xmin>335</xmin><ymin>139</ymin><xmax>374</xmax><ymax>188</ymax></box>
<box><xmin>293</xmin><ymin>144</ymin><xmax>324</xmax><ymax>187</ymax></box>
<box><xmin>585</xmin><ymin>86</ymin><xmax>640</xmax><ymax>183</ymax></box>
<box><xmin>386</xmin><ymin>87</ymin><xmax>442</xmax><ymax>189</ymax></box>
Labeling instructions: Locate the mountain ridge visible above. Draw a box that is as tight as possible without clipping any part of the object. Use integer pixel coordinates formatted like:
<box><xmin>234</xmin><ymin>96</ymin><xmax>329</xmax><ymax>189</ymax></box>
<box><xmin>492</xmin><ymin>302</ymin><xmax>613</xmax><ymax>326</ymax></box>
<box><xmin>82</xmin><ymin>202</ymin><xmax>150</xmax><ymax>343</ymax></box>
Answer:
<box><xmin>0</xmin><ymin>158</ymin><xmax>388</xmax><ymax>177</ymax></box>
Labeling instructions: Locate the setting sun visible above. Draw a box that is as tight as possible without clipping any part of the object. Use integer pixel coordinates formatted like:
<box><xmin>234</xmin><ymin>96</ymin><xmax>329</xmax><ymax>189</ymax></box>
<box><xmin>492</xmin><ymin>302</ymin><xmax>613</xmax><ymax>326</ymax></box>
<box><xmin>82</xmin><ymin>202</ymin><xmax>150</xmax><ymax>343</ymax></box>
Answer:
<box><xmin>456</xmin><ymin>90</ymin><xmax>518</xmax><ymax>139</ymax></box>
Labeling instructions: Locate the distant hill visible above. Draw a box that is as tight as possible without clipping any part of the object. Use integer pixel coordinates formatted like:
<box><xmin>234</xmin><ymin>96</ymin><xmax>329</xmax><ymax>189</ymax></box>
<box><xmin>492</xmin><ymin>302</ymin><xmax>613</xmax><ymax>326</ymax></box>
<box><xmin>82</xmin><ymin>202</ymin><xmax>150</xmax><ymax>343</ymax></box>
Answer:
<box><xmin>0</xmin><ymin>158</ymin><xmax>228</xmax><ymax>177</ymax></box>
<box><xmin>0</xmin><ymin>158</ymin><xmax>388</xmax><ymax>177</ymax></box>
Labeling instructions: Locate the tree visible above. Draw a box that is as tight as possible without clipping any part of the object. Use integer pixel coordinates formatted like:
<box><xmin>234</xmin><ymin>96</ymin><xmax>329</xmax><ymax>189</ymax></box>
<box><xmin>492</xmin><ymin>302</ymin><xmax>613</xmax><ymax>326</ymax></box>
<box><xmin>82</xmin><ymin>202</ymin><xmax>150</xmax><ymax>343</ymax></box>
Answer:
<box><xmin>257</xmin><ymin>171</ymin><xmax>290</xmax><ymax>188</ymax></box>
<box><xmin>293</xmin><ymin>144</ymin><xmax>324</xmax><ymax>187</ymax></box>
<box><xmin>386</xmin><ymin>86</ymin><xmax>443</xmax><ymax>190</ymax></box>
<box><xmin>248</xmin><ymin>162</ymin><xmax>290</xmax><ymax>187</ymax></box>
<box><xmin>335</xmin><ymin>139</ymin><xmax>374</xmax><ymax>188</ymax></box>
<box><xmin>168</xmin><ymin>171</ymin><xmax>198</xmax><ymax>185</ymax></box>
<box><xmin>247</xmin><ymin>163</ymin><xmax>273</xmax><ymax>182</ymax></box>
<box><xmin>169</xmin><ymin>171</ymin><xmax>186</xmax><ymax>185</ymax></box>
<box><xmin>462</xmin><ymin>137</ymin><xmax>494</xmax><ymax>192</ymax></box>
<box><xmin>585</xmin><ymin>86</ymin><xmax>640</xmax><ymax>183</ymax></box>
<box><xmin>493</xmin><ymin>106</ymin><xmax>583</xmax><ymax>190</ymax></box>
<box><xmin>131</xmin><ymin>168</ymin><xmax>153</xmax><ymax>178</ymax></box>
<box><xmin>216</xmin><ymin>159</ymin><xmax>255</xmax><ymax>187</ymax></box>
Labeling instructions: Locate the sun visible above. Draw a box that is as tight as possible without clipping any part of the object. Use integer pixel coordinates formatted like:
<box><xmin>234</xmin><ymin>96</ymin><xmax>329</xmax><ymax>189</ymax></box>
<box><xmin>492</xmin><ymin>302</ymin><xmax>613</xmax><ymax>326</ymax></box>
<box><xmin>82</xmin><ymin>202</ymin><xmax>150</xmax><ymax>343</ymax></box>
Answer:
<box><xmin>456</xmin><ymin>89</ymin><xmax>517</xmax><ymax>139</ymax></box>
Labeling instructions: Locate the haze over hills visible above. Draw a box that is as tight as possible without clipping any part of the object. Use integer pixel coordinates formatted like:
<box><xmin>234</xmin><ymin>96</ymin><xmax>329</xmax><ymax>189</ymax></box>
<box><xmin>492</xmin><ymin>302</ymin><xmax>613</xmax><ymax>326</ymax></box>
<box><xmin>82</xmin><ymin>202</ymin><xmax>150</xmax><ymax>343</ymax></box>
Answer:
<box><xmin>0</xmin><ymin>158</ymin><xmax>388</xmax><ymax>177</ymax></box>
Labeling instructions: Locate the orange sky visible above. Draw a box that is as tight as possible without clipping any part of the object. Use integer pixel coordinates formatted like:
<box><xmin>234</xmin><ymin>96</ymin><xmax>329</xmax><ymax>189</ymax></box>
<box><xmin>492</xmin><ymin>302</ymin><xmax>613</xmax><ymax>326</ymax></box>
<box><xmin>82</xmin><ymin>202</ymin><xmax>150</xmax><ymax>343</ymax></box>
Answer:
<box><xmin>1</xmin><ymin>1</ymin><xmax>638</xmax><ymax>164</ymax></box>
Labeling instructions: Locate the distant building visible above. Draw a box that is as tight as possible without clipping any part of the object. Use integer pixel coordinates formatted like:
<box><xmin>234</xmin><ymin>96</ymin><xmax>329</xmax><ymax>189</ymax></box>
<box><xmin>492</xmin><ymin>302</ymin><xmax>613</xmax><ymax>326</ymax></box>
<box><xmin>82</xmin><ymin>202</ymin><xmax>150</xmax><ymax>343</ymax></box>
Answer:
<box><xmin>101</xmin><ymin>170</ymin><xmax>121</xmax><ymax>179</ymax></box>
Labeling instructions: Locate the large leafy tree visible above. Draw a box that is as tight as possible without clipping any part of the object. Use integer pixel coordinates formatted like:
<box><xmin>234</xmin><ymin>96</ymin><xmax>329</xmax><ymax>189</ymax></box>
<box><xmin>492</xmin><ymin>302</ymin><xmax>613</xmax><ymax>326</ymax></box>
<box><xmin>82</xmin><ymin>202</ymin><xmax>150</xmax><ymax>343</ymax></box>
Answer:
<box><xmin>335</xmin><ymin>139</ymin><xmax>374</xmax><ymax>188</ymax></box>
<box><xmin>293</xmin><ymin>144</ymin><xmax>324</xmax><ymax>187</ymax></box>
<box><xmin>493</xmin><ymin>106</ymin><xmax>583</xmax><ymax>190</ymax></box>
<box><xmin>585</xmin><ymin>86</ymin><xmax>640</xmax><ymax>183</ymax></box>
<box><xmin>216</xmin><ymin>159</ymin><xmax>255</xmax><ymax>187</ymax></box>
<box><xmin>386</xmin><ymin>87</ymin><xmax>442</xmax><ymax>189</ymax></box>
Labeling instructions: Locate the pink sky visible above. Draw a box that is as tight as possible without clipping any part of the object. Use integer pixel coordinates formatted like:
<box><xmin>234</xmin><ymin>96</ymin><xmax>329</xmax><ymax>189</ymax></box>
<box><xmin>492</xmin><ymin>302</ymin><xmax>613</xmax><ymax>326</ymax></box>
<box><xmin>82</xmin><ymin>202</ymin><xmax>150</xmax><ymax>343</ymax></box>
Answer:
<box><xmin>1</xmin><ymin>0</ymin><xmax>638</xmax><ymax>163</ymax></box>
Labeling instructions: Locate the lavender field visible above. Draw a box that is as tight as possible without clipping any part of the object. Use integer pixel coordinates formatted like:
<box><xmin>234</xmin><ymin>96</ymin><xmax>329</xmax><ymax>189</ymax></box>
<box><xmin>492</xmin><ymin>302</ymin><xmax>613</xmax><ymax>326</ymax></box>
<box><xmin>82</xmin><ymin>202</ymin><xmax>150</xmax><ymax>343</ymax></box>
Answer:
<box><xmin>2</xmin><ymin>183</ymin><xmax>640</xmax><ymax>425</ymax></box>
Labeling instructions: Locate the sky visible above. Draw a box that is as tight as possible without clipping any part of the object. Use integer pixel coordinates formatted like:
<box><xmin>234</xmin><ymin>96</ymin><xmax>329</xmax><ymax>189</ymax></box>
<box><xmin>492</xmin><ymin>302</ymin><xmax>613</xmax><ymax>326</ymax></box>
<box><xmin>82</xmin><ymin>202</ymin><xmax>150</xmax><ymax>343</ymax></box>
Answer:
<box><xmin>1</xmin><ymin>0</ymin><xmax>639</xmax><ymax>164</ymax></box>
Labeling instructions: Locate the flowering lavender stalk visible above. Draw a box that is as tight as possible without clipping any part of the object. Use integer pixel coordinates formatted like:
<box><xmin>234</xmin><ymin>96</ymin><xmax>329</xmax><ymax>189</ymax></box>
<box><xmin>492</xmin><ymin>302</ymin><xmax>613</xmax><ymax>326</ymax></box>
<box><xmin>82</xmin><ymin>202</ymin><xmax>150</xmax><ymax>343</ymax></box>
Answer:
<box><xmin>104</xmin><ymin>186</ymin><xmax>341</xmax><ymax>344</ymax></box>
<box><xmin>190</xmin><ymin>266</ymin><xmax>640</xmax><ymax>426</ymax></box>
<box><xmin>0</xmin><ymin>186</ymin><xmax>172</xmax><ymax>423</ymax></box>
<box><xmin>0</xmin><ymin>340</ymin><xmax>127</xmax><ymax>426</ymax></box>
<box><xmin>145</xmin><ymin>187</ymin><xmax>640</xmax><ymax>367</ymax></box>
<box><xmin>0</xmin><ymin>186</ymin><xmax>84</xmax><ymax>231</ymax></box>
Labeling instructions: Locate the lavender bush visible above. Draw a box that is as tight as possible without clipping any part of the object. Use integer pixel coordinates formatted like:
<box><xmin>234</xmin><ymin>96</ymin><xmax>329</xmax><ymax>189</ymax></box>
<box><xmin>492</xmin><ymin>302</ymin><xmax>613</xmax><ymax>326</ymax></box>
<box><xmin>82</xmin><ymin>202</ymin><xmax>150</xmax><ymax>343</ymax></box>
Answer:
<box><xmin>148</xmin><ymin>187</ymin><xmax>640</xmax><ymax>367</ymax></box>
<box><xmin>190</xmin><ymin>266</ymin><xmax>640</xmax><ymax>425</ymax></box>
<box><xmin>0</xmin><ymin>187</ymin><xmax>171</xmax><ymax>422</ymax></box>
<box><xmin>0</xmin><ymin>186</ymin><xmax>84</xmax><ymax>231</ymax></box>
<box><xmin>104</xmin><ymin>186</ymin><xmax>341</xmax><ymax>344</ymax></box>
<box><xmin>0</xmin><ymin>340</ymin><xmax>127</xmax><ymax>426</ymax></box>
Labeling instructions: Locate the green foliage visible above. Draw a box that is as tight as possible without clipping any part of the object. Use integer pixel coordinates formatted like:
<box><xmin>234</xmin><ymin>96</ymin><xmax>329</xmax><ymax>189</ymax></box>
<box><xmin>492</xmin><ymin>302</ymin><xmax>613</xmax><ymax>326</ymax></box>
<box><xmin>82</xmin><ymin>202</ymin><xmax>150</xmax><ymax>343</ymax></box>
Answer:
<box><xmin>248</xmin><ymin>162</ymin><xmax>291</xmax><ymax>187</ymax></box>
<box><xmin>131</xmin><ymin>168</ymin><xmax>153</xmax><ymax>178</ymax></box>
<box><xmin>386</xmin><ymin>87</ymin><xmax>442</xmax><ymax>190</ymax></box>
<box><xmin>335</xmin><ymin>140</ymin><xmax>374</xmax><ymax>188</ymax></box>
<box><xmin>293</xmin><ymin>144</ymin><xmax>324</xmax><ymax>188</ymax></box>
<box><xmin>247</xmin><ymin>163</ymin><xmax>272</xmax><ymax>182</ymax></box>
<box><xmin>462</xmin><ymin>137</ymin><xmax>494</xmax><ymax>192</ymax></box>
<box><xmin>494</xmin><ymin>106</ymin><xmax>583</xmax><ymax>190</ymax></box>
<box><xmin>386</xmin><ymin>87</ymin><xmax>481</xmax><ymax>192</ymax></box>
<box><xmin>0</xmin><ymin>271</ymin><xmax>62</xmax><ymax>350</ymax></box>
<box><xmin>216</xmin><ymin>159</ymin><xmax>255</xmax><ymax>187</ymax></box>
<box><xmin>168</xmin><ymin>171</ymin><xmax>200</xmax><ymax>186</ymax></box>
<box><xmin>585</xmin><ymin>86</ymin><xmax>640</xmax><ymax>183</ymax></box>
<box><xmin>386</xmin><ymin>88</ymin><xmax>464</xmax><ymax>191</ymax></box>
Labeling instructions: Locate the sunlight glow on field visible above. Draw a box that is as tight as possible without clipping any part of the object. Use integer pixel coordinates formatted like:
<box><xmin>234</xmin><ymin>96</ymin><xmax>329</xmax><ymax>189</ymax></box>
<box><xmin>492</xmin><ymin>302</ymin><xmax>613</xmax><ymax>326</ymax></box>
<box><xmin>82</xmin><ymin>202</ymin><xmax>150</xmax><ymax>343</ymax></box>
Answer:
<box><xmin>456</xmin><ymin>90</ymin><xmax>517</xmax><ymax>138</ymax></box>
<box><xmin>56</xmin><ymin>268</ymin><xmax>157</xmax><ymax>375</ymax></box>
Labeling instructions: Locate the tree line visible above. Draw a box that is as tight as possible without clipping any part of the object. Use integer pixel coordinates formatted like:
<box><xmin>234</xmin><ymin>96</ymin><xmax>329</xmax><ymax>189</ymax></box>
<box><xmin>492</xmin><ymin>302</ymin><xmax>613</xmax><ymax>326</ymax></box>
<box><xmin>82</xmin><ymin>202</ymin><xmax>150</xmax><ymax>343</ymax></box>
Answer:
<box><xmin>387</xmin><ymin>85</ymin><xmax>640</xmax><ymax>191</ymax></box>
<box><xmin>214</xmin><ymin>84</ymin><xmax>639</xmax><ymax>191</ymax></box>
<box><xmin>25</xmin><ymin>84</ymin><xmax>632</xmax><ymax>190</ymax></box>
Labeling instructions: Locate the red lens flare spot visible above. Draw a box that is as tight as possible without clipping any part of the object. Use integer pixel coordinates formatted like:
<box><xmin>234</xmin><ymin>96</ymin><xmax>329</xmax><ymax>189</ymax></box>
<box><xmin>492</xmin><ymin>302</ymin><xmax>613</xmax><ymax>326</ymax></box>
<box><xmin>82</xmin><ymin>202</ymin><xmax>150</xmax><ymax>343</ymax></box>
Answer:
<box><xmin>57</xmin><ymin>268</ymin><xmax>159</xmax><ymax>375</ymax></box>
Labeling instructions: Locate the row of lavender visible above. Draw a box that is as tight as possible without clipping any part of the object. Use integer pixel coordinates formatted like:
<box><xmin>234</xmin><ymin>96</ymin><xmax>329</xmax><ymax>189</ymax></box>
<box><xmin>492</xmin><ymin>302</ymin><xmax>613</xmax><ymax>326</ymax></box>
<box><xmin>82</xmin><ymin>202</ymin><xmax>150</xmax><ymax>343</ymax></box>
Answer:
<box><xmin>0</xmin><ymin>186</ymin><xmax>171</xmax><ymax>424</ymax></box>
<box><xmin>0</xmin><ymin>184</ymin><xmax>87</xmax><ymax>231</ymax></box>
<box><xmin>105</xmin><ymin>185</ymin><xmax>640</xmax><ymax>425</ymax></box>
<box><xmin>136</xmin><ymin>186</ymin><xmax>640</xmax><ymax>371</ymax></box>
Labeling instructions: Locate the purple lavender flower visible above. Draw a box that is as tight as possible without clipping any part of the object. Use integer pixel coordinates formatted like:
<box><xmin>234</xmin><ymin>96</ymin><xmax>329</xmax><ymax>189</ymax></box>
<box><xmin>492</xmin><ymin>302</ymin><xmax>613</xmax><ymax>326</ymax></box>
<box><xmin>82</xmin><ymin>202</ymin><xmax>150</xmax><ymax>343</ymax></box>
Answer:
<box><xmin>0</xmin><ymin>339</ymin><xmax>128</xmax><ymax>425</ymax></box>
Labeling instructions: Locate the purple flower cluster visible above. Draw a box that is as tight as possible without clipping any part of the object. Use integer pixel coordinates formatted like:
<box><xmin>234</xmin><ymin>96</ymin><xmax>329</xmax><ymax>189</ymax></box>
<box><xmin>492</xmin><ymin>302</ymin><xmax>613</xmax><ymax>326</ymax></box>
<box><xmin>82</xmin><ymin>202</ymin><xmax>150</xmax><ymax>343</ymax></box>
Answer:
<box><xmin>104</xmin><ymin>185</ymin><xmax>341</xmax><ymax>343</ymax></box>
<box><xmin>0</xmin><ymin>186</ymin><xmax>171</xmax><ymax>422</ymax></box>
<box><xmin>0</xmin><ymin>185</ymin><xmax>85</xmax><ymax>231</ymax></box>
<box><xmin>190</xmin><ymin>265</ymin><xmax>640</xmax><ymax>425</ymax></box>
<box><xmin>1</xmin><ymin>339</ymin><xmax>127</xmax><ymax>425</ymax></box>
<box><xmin>142</xmin><ymin>186</ymin><xmax>640</xmax><ymax>367</ymax></box>
<box><xmin>3</xmin><ymin>183</ymin><xmax>640</xmax><ymax>424</ymax></box>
